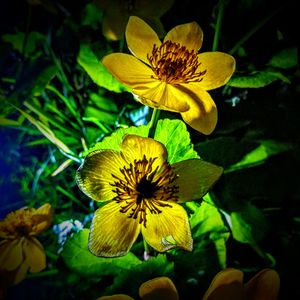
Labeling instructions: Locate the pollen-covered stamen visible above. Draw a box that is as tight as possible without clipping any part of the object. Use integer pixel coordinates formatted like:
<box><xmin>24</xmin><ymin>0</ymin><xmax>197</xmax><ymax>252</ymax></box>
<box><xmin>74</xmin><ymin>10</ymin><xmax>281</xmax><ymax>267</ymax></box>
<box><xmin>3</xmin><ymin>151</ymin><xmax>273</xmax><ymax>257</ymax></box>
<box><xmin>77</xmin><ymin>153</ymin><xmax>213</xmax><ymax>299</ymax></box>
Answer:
<box><xmin>110</xmin><ymin>155</ymin><xmax>179</xmax><ymax>227</ymax></box>
<box><xmin>147</xmin><ymin>40</ymin><xmax>207</xmax><ymax>84</ymax></box>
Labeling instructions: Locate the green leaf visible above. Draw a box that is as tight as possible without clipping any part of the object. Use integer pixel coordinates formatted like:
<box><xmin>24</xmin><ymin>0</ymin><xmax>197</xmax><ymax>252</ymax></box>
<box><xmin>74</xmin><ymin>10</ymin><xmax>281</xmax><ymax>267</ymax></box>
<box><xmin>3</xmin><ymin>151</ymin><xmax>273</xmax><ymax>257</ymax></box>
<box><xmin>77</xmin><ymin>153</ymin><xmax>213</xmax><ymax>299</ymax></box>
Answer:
<box><xmin>89</xmin><ymin>119</ymin><xmax>199</xmax><ymax>164</ymax></box>
<box><xmin>104</xmin><ymin>254</ymin><xmax>174</xmax><ymax>297</ymax></box>
<box><xmin>268</xmin><ymin>47</ymin><xmax>298</xmax><ymax>69</ymax></box>
<box><xmin>228</xmin><ymin>69</ymin><xmax>290</xmax><ymax>88</ymax></box>
<box><xmin>226</xmin><ymin>139</ymin><xmax>292</xmax><ymax>172</ymax></box>
<box><xmin>230</xmin><ymin>202</ymin><xmax>269</xmax><ymax>244</ymax></box>
<box><xmin>61</xmin><ymin>229</ymin><xmax>141</xmax><ymax>277</ymax></box>
<box><xmin>77</xmin><ymin>44</ymin><xmax>130</xmax><ymax>93</ymax></box>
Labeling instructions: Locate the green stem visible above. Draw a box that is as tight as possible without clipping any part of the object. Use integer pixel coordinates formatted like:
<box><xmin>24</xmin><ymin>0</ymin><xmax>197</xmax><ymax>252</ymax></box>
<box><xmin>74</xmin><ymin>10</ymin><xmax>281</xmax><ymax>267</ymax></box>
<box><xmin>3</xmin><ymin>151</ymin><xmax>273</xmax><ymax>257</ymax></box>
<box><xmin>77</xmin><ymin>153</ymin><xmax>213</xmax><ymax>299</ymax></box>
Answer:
<box><xmin>148</xmin><ymin>108</ymin><xmax>160</xmax><ymax>139</ymax></box>
<box><xmin>27</xmin><ymin>269</ymin><xmax>59</xmax><ymax>278</ymax></box>
<box><xmin>212</xmin><ymin>0</ymin><xmax>226</xmax><ymax>51</ymax></box>
<box><xmin>229</xmin><ymin>5</ymin><xmax>283</xmax><ymax>55</ymax></box>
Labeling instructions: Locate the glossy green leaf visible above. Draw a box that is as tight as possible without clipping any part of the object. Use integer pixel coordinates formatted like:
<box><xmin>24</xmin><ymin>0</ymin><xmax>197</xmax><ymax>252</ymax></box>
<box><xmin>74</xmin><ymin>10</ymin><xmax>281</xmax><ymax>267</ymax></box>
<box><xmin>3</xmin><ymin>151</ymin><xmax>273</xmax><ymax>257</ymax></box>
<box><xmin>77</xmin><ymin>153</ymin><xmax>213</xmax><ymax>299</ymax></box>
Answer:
<box><xmin>228</xmin><ymin>69</ymin><xmax>290</xmax><ymax>88</ymax></box>
<box><xmin>77</xmin><ymin>44</ymin><xmax>130</xmax><ymax>93</ymax></box>
<box><xmin>89</xmin><ymin>119</ymin><xmax>199</xmax><ymax>164</ymax></box>
<box><xmin>61</xmin><ymin>229</ymin><xmax>141</xmax><ymax>277</ymax></box>
<box><xmin>230</xmin><ymin>202</ymin><xmax>270</xmax><ymax>244</ymax></box>
<box><xmin>268</xmin><ymin>47</ymin><xmax>298</xmax><ymax>69</ymax></box>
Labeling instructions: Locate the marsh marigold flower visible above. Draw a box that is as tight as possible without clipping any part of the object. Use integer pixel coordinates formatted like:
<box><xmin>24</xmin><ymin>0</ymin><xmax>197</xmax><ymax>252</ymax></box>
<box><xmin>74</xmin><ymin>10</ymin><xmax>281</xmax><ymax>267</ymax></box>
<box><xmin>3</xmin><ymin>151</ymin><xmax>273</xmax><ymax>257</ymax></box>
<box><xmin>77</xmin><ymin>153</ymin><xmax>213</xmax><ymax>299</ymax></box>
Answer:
<box><xmin>102</xmin><ymin>16</ymin><xmax>236</xmax><ymax>135</ymax></box>
<box><xmin>0</xmin><ymin>203</ymin><xmax>53</xmax><ymax>284</ymax></box>
<box><xmin>76</xmin><ymin>134</ymin><xmax>223</xmax><ymax>257</ymax></box>
<box><xmin>97</xmin><ymin>268</ymin><xmax>280</xmax><ymax>300</ymax></box>
<box><xmin>94</xmin><ymin>0</ymin><xmax>174</xmax><ymax>41</ymax></box>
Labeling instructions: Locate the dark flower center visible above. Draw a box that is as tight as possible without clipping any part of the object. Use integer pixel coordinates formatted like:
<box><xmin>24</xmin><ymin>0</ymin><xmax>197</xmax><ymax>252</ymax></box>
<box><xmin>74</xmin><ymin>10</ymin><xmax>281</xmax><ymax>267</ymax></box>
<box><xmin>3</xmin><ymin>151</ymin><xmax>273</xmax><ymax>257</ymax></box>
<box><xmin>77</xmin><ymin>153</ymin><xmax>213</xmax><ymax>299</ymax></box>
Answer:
<box><xmin>110</xmin><ymin>155</ymin><xmax>178</xmax><ymax>227</ymax></box>
<box><xmin>147</xmin><ymin>40</ymin><xmax>206</xmax><ymax>84</ymax></box>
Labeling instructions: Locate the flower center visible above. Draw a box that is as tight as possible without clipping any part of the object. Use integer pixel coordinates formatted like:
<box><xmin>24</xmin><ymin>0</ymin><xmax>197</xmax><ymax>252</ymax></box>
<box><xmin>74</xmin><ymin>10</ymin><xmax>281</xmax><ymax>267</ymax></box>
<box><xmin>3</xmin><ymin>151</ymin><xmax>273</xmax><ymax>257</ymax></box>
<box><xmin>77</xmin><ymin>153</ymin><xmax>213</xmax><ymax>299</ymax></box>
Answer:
<box><xmin>110</xmin><ymin>155</ymin><xmax>179</xmax><ymax>227</ymax></box>
<box><xmin>147</xmin><ymin>40</ymin><xmax>206</xmax><ymax>84</ymax></box>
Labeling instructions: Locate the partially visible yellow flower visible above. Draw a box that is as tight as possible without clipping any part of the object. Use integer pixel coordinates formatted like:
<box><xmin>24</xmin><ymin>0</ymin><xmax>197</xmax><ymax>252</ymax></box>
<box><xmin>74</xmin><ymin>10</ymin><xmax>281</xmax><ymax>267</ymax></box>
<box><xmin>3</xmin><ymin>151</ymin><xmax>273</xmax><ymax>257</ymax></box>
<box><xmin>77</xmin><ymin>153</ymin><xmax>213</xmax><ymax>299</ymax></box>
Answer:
<box><xmin>102</xmin><ymin>16</ymin><xmax>236</xmax><ymax>135</ymax></box>
<box><xmin>97</xmin><ymin>277</ymin><xmax>178</xmax><ymax>300</ymax></box>
<box><xmin>94</xmin><ymin>0</ymin><xmax>174</xmax><ymax>41</ymax></box>
<box><xmin>76</xmin><ymin>134</ymin><xmax>222</xmax><ymax>257</ymax></box>
<box><xmin>0</xmin><ymin>203</ymin><xmax>53</xmax><ymax>284</ymax></box>
<box><xmin>202</xmin><ymin>268</ymin><xmax>280</xmax><ymax>300</ymax></box>
<box><xmin>96</xmin><ymin>268</ymin><xmax>280</xmax><ymax>300</ymax></box>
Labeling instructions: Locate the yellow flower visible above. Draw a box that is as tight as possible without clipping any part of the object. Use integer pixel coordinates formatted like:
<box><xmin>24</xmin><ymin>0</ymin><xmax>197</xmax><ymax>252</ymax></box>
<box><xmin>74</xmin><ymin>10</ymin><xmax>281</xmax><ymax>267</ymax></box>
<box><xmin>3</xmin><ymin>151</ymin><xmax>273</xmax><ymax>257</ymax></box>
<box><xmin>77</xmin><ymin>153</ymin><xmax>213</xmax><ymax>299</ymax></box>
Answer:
<box><xmin>0</xmin><ymin>203</ymin><xmax>53</xmax><ymax>284</ymax></box>
<box><xmin>96</xmin><ymin>268</ymin><xmax>280</xmax><ymax>300</ymax></box>
<box><xmin>94</xmin><ymin>0</ymin><xmax>174</xmax><ymax>41</ymax></box>
<box><xmin>76</xmin><ymin>134</ymin><xmax>222</xmax><ymax>257</ymax></box>
<box><xmin>97</xmin><ymin>277</ymin><xmax>178</xmax><ymax>300</ymax></box>
<box><xmin>202</xmin><ymin>268</ymin><xmax>280</xmax><ymax>300</ymax></box>
<box><xmin>102</xmin><ymin>16</ymin><xmax>236</xmax><ymax>135</ymax></box>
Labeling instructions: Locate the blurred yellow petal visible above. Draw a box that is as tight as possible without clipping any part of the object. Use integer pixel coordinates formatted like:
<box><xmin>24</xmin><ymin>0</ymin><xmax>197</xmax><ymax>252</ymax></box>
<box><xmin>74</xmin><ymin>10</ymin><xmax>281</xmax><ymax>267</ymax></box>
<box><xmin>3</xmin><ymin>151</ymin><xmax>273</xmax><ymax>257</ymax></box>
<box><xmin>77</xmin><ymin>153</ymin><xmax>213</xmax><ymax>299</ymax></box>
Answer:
<box><xmin>172</xmin><ymin>159</ymin><xmax>223</xmax><ymax>203</ymax></box>
<box><xmin>23</xmin><ymin>237</ymin><xmax>46</xmax><ymax>273</ymax></box>
<box><xmin>141</xmin><ymin>203</ymin><xmax>192</xmax><ymax>252</ymax></box>
<box><xmin>97</xmin><ymin>295</ymin><xmax>134</xmax><ymax>300</ymax></box>
<box><xmin>179</xmin><ymin>84</ymin><xmax>217</xmax><ymax>135</ymax></box>
<box><xmin>76</xmin><ymin>150</ymin><xmax>126</xmax><ymax>201</ymax></box>
<box><xmin>164</xmin><ymin>22</ymin><xmax>203</xmax><ymax>51</ymax></box>
<box><xmin>0</xmin><ymin>239</ymin><xmax>24</xmax><ymax>271</ymax></box>
<box><xmin>121</xmin><ymin>134</ymin><xmax>167</xmax><ymax>169</ymax></box>
<box><xmin>11</xmin><ymin>262</ymin><xmax>30</xmax><ymax>285</ymax></box>
<box><xmin>133</xmin><ymin>82</ymin><xmax>190</xmax><ymax>113</ymax></box>
<box><xmin>31</xmin><ymin>203</ymin><xmax>53</xmax><ymax>235</ymax></box>
<box><xmin>126</xmin><ymin>16</ymin><xmax>161</xmax><ymax>64</ymax></box>
<box><xmin>139</xmin><ymin>277</ymin><xmax>179</xmax><ymax>300</ymax></box>
<box><xmin>245</xmin><ymin>268</ymin><xmax>280</xmax><ymax>300</ymax></box>
<box><xmin>89</xmin><ymin>203</ymin><xmax>140</xmax><ymax>257</ymax></box>
<box><xmin>102</xmin><ymin>53</ymin><xmax>155</xmax><ymax>87</ymax></box>
<box><xmin>0</xmin><ymin>221</ymin><xmax>14</xmax><ymax>239</ymax></box>
<box><xmin>202</xmin><ymin>268</ymin><xmax>244</xmax><ymax>300</ymax></box>
<box><xmin>197</xmin><ymin>52</ymin><xmax>236</xmax><ymax>90</ymax></box>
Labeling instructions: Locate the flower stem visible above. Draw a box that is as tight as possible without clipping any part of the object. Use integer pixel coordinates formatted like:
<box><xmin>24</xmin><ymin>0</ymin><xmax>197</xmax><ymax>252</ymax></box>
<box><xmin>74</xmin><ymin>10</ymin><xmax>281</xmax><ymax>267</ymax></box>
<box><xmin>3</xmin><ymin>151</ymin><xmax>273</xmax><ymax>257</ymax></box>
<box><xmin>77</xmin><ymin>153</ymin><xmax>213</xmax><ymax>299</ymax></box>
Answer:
<box><xmin>148</xmin><ymin>108</ymin><xmax>160</xmax><ymax>139</ymax></box>
<box><xmin>212</xmin><ymin>0</ymin><xmax>226</xmax><ymax>51</ymax></box>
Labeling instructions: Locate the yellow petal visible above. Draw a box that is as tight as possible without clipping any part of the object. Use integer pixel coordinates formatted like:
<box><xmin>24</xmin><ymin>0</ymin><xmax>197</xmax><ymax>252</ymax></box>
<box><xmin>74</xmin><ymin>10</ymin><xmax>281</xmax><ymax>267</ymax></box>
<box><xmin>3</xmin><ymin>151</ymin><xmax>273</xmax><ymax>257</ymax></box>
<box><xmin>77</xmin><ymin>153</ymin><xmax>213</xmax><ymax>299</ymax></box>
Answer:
<box><xmin>89</xmin><ymin>203</ymin><xmax>140</xmax><ymax>257</ymax></box>
<box><xmin>23</xmin><ymin>237</ymin><xmax>46</xmax><ymax>273</ymax></box>
<box><xmin>11</xmin><ymin>262</ymin><xmax>30</xmax><ymax>284</ymax></box>
<box><xmin>197</xmin><ymin>52</ymin><xmax>236</xmax><ymax>90</ymax></box>
<box><xmin>0</xmin><ymin>239</ymin><xmax>24</xmax><ymax>271</ymax></box>
<box><xmin>179</xmin><ymin>84</ymin><xmax>217</xmax><ymax>135</ymax></box>
<box><xmin>97</xmin><ymin>295</ymin><xmax>134</xmax><ymax>300</ymax></box>
<box><xmin>133</xmin><ymin>81</ymin><xmax>190</xmax><ymax>113</ymax></box>
<box><xmin>141</xmin><ymin>203</ymin><xmax>192</xmax><ymax>252</ymax></box>
<box><xmin>31</xmin><ymin>203</ymin><xmax>53</xmax><ymax>235</ymax></box>
<box><xmin>0</xmin><ymin>221</ymin><xmax>14</xmax><ymax>239</ymax></box>
<box><xmin>164</xmin><ymin>21</ymin><xmax>203</xmax><ymax>51</ymax></box>
<box><xmin>244</xmin><ymin>268</ymin><xmax>280</xmax><ymax>300</ymax></box>
<box><xmin>121</xmin><ymin>134</ymin><xmax>167</xmax><ymax>170</ymax></box>
<box><xmin>172</xmin><ymin>159</ymin><xmax>223</xmax><ymax>203</ymax></box>
<box><xmin>202</xmin><ymin>268</ymin><xmax>244</xmax><ymax>300</ymax></box>
<box><xmin>102</xmin><ymin>53</ymin><xmax>155</xmax><ymax>87</ymax></box>
<box><xmin>126</xmin><ymin>16</ymin><xmax>162</xmax><ymax>64</ymax></box>
<box><xmin>139</xmin><ymin>277</ymin><xmax>179</xmax><ymax>300</ymax></box>
<box><xmin>76</xmin><ymin>150</ymin><xmax>126</xmax><ymax>201</ymax></box>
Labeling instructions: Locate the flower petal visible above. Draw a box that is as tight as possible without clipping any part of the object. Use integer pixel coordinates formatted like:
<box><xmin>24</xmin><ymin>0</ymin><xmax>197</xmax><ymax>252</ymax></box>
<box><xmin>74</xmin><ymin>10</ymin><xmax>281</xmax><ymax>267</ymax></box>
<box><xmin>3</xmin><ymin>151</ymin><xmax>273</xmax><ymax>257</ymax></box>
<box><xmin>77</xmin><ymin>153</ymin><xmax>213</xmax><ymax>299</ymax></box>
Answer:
<box><xmin>141</xmin><ymin>203</ymin><xmax>192</xmax><ymax>252</ymax></box>
<box><xmin>197</xmin><ymin>52</ymin><xmax>236</xmax><ymax>90</ymax></box>
<box><xmin>0</xmin><ymin>239</ymin><xmax>24</xmax><ymax>271</ymax></box>
<box><xmin>76</xmin><ymin>150</ymin><xmax>126</xmax><ymax>201</ymax></box>
<box><xmin>31</xmin><ymin>203</ymin><xmax>53</xmax><ymax>235</ymax></box>
<box><xmin>0</xmin><ymin>221</ymin><xmax>14</xmax><ymax>239</ymax></box>
<box><xmin>164</xmin><ymin>21</ymin><xmax>203</xmax><ymax>51</ymax></box>
<box><xmin>244</xmin><ymin>268</ymin><xmax>280</xmax><ymax>300</ymax></box>
<box><xmin>126</xmin><ymin>16</ymin><xmax>162</xmax><ymax>64</ymax></box>
<box><xmin>172</xmin><ymin>159</ymin><xmax>223</xmax><ymax>203</ymax></box>
<box><xmin>121</xmin><ymin>134</ymin><xmax>167</xmax><ymax>169</ymax></box>
<box><xmin>23</xmin><ymin>237</ymin><xmax>46</xmax><ymax>273</ymax></box>
<box><xmin>139</xmin><ymin>277</ymin><xmax>179</xmax><ymax>300</ymax></box>
<box><xmin>133</xmin><ymin>81</ymin><xmax>190</xmax><ymax>113</ymax></box>
<box><xmin>179</xmin><ymin>84</ymin><xmax>217</xmax><ymax>134</ymax></box>
<box><xmin>11</xmin><ymin>262</ymin><xmax>29</xmax><ymax>284</ymax></box>
<box><xmin>89</xmin><ymin>202</ymin><xmax>140</xmax><ymax>257</ymax></box>
<box><xmin>97</xmin><ymin>295</ymin><xmax>134</xmax><ymax>300</ymax></box>
<box><xmin>202</xmin><ymin>268</ymin><xmax>245</xmax><ymax>300</ymax></box>
<box><xmin>102</xmin><ymin>53</ymin><xmax>155</xmax><ymax>87</ymax></box>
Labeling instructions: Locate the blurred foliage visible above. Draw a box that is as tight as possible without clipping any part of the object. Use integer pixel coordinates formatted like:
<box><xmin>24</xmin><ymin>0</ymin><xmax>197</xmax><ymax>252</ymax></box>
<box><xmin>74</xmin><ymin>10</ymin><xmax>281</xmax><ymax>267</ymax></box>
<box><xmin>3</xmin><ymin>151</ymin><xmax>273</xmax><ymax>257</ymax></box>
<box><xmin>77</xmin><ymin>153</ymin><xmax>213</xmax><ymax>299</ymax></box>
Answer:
<box><xmin>0</xmin><ymin>0</ymin><xmax>299</xmax><ymax>299</ymax></box>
